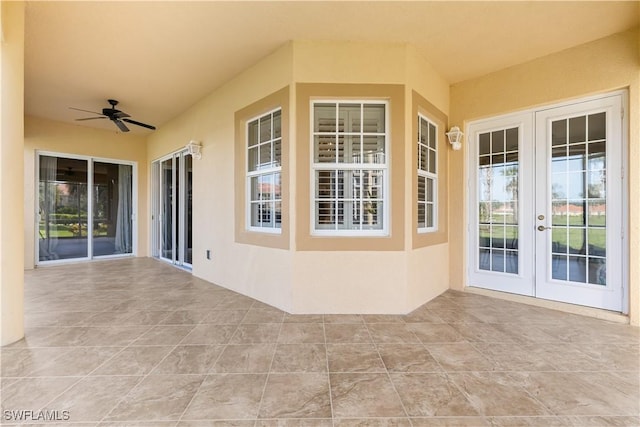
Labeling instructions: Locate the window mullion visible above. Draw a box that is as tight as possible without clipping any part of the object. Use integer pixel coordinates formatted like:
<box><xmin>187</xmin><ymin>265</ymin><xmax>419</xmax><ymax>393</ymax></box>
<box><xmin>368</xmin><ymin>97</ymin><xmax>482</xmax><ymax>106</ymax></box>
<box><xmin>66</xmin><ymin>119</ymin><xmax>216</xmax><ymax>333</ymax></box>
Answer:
<box><xmin>417</xmin><ymin>114</ymin><xmax>438</xmax><ymax>233</ymax></box>
<box><xmin>332</xmin><ymin>169</ymin><xmax>340</xmax><ymax>230</ymax></box>
<box><xmin>247</xmin><ymin>108</ymin><xmax>282</xmax><ymax>233</ymax></box>
<box><xmin>312</xmin><ymin>100</ymin><xmax>387</xmax><ymax>235</ymax></box>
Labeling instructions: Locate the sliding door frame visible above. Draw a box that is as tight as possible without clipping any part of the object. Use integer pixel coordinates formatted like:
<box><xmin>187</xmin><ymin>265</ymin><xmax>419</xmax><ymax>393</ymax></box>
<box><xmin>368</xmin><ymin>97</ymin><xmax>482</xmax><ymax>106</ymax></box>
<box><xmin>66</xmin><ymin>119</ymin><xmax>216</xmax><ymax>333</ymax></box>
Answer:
<box><xmin>35</xmin><ymin>151</ymin><xmax>138</xmax><ymax>265</ymax></box>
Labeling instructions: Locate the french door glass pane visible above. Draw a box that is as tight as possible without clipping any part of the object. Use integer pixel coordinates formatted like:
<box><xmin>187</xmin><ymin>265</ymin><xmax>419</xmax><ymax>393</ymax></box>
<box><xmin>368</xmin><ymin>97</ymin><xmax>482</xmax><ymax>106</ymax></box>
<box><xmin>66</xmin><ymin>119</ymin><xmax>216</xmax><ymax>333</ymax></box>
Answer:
<box><xmin>39</xmin><ymin>156</ymin><xmax>88</xmax><ymax>261</ymax></box>
<box><xmin>93</xmin><ymin>162</ymin><xmax>133</xmax><ymax>256</ymax></box>
<box><xmin>477</xmin><ymin>128</ymin><xmax>519</xmax><ymax>274</ymax></box>
<box><xmin>550</xmin><ymin>113</ymin><xmax>607</xmax><ymax>285</ymax></box>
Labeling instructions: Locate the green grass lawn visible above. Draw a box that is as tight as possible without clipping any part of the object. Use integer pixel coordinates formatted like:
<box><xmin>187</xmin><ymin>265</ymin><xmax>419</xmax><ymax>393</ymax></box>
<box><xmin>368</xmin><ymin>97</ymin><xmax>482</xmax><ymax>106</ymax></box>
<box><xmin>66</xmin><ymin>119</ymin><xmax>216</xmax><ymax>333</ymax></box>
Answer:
<box><xmin>39</xmin><ymin>224</ymin><xmax>108</xmax><ymax>238</ymax></box>
<box><xmin>479</xmin><ymin>214</ymin><xmax>606</xmax><ymax>254</ymax></box>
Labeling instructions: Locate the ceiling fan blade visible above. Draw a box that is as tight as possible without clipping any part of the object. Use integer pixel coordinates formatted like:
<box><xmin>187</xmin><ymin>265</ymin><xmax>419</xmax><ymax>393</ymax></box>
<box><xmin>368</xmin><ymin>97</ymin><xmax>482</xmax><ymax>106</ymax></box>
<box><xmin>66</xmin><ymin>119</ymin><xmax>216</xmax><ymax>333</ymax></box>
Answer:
<box><xmin>122</xmin><ymin>118</ymin><xmax>156</xmax><ymax>130</ymax></box>
<box><xmin>113</xmin><ymin>119</ymin><xmax>130</xmax><ymax>132</ymax></box>
<box><xmin>70</xmin><ymin>107</ymin><xmax>103</xmax><ymax>115</ymax></box>
<box><xmin>75</xmin><ymin>116</ymin><xmax>107</xmax><ymax>121</ymax></box>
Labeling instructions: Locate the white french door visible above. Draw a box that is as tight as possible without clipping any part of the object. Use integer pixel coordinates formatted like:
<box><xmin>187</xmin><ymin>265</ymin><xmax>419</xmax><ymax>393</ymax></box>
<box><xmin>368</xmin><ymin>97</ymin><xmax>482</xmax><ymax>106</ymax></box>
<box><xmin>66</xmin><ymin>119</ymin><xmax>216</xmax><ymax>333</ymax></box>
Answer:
<box><xmin>534</xmin><ymin>97</ymin><xmax>623</xmax><ymax>310</ymax></box>
<box><xmin>468</xmin><ymin>113</ymin><xmax>535</xmax><ymax>296</ymax></box>
<box><xmin>468</xmin><ymin>93</ymin><xmax>626</xmax><ymax>312</ymax></box>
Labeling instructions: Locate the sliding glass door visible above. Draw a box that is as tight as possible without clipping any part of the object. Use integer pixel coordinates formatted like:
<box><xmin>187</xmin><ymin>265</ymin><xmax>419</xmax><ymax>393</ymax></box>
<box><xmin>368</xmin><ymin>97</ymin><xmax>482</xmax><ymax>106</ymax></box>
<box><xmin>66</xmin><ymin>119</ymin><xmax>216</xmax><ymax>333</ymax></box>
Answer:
<box><xmin>160</xmin><ymin>157</ymin><xmax>174</xmax><ymax>261</ymax></box>
<box><xmin>39</xmin><ymin>156</ymin><xmax>89</xmax><ymax>261</ymax></box>
<box><xmin>38</xmin><ymin>153</ymin><xmax>136</xmax><ymax>263</ymax></box>
<box><xmin>152</xmin><ymin>150</ymin><xmax>192</xmax><ymax>268</ymax></box>
<box><xmin>93</xmin><ymin>162</ymin><xmax>134</xmax><ymax>256</ymax></box>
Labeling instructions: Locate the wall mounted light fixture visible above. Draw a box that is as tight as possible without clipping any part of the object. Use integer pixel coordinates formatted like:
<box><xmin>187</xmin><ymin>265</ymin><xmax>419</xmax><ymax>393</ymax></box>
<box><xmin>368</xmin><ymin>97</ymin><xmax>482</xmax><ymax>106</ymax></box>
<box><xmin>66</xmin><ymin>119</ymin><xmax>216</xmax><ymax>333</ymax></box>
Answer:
<box><xmin>186</xmin><ymin>140</ymin><xmax>202</xmax><ymax>160</ymax></box>
<box><xmin>446</xmin><ymin>126</ymin><xmax>464</xmax><ymax>151</ymax></box>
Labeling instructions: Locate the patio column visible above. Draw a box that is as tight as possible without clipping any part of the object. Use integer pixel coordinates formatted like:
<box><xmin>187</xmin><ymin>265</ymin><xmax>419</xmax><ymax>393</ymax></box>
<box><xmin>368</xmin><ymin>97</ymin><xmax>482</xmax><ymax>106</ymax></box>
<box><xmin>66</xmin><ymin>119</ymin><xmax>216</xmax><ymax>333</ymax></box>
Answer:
<box><xmin>0</xmin><ymin>1</ymin><xmax>25</xmax><ymax>346</ymax></box>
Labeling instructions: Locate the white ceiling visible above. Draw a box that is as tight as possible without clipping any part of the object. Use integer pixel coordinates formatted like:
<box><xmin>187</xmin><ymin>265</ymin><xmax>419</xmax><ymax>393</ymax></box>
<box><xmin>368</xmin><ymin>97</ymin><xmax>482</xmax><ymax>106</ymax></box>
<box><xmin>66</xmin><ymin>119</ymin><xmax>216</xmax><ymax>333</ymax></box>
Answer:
<box><xmin>24</xmin><ymin>1</ymin><xmax>639</xmax><ymax>134</ymax></box>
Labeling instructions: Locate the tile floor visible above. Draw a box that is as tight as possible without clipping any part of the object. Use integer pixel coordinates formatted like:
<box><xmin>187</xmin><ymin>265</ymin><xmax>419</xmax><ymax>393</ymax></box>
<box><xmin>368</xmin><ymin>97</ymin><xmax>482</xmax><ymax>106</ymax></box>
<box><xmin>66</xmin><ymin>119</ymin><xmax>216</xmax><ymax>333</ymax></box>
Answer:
<box><xmin>1</xmin><ymin>258</ymin><xmax>639</xmax><ymax>426</ymax></box>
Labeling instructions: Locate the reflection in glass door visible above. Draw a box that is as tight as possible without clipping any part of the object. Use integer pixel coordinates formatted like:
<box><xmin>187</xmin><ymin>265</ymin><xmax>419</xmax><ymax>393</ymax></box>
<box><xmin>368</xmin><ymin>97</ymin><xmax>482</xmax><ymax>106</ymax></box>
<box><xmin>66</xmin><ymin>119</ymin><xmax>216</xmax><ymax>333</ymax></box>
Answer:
<box><xmin>38</xmin><ymin>154</ymin><xmax>135</xmax><ymax>263</ymax></box>
<box><xmin>153</xmin><ymin>150</ymin><xmax>192</xmax><ymax>269</ymax></box>
<box><xmin>547</xmin><ymin>113</ymin><xmax>607</xmax><ymax>284</ymax></box>
<box><xmin>478</xmin><ymin>127</ymin><xmax>520</xmax><ymax>274</ymax></box>
<box><xmin>160</xmin><ymin>157</ymin><xmax>174</xmax><ymax>261</ymax></box>
<box><xmin>184</xmin><ymin>154</ymin><xmax>193</xmax><ymax>265</ymax></box>
<box><xmin>39</xmin><ymin>156</ymin><xmax>89</xmax><ymax>261</ymax></box>
<box><xmin>93</xmin><ymin>162</ymin><xmax>133</xmax><ymax>256</ymax></box>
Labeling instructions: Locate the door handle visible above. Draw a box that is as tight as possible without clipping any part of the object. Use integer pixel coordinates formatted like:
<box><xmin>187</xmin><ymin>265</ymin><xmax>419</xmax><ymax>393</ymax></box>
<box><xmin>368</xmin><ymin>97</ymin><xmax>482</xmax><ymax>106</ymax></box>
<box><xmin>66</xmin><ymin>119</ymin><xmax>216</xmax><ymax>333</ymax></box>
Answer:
<box><xmin>537</xmin><ymin>225</ymin><xmax>551</xmax><ymax>231</ymax></box>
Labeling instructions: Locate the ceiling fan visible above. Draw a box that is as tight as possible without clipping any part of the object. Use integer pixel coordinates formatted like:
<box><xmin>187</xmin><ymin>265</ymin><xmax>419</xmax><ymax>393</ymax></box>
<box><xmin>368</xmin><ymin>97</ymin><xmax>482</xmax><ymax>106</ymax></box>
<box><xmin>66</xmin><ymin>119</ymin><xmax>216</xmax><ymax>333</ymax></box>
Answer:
<box><xmin>70</xmin><ymin>99</ymin><xmax>156</xmax><ymax>132</ymax></box>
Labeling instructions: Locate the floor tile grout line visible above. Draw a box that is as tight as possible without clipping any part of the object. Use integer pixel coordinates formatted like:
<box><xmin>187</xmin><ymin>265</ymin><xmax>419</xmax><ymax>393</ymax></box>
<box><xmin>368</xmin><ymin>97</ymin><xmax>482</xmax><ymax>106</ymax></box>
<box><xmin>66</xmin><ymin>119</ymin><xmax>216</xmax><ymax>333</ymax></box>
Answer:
<box><xmin>362</xmin><ymin>320</ymin><xmax>413</xmax><ymax>423</ymax></box>
<box><xmin>417</xmin><ymin>335</ymin><xmax>453</xmax><ymax>375</ymax></box>
<box><xmin>465</xmin><ymin>339</ymin><xmax>502</xmax><ymax>371</ymax></box>
<box><xmin>322</xmin><ymin>315</ymin><xmax>336</xmax><ymax>427</ymax></box>
<box><xmin>502</xmin><ymin>370</ymin><xmax>573</xmax><ymax>418</ymax></box>
<box><xmin>94</xmin><ymin>308</ymin><xmax>191</xmax><ymax>425</ymax></box>
<box><xmin>434</xmin><ymin>335</ymin><xmax>563</xmax><ymax>419</ymax></box>
<box><xmin>20</xmin><ymin>366</ymin><xmax>633</xmax><ymax>380</ymax></box>
<box><xmin>252</xmin><ymin>316</ymin><xmax>285</xmax><ymax>422</ymax></box>
<box><xmin>28</xmin><ymin>317</ymin><xmax>161</xmax><ymax>424</ymax></box>
<box><xmin>173</xmin><ymin>346</ymin><xmax>226</xmax><ymax>424</ymax></box>
<box><xmin>417</xmin><ymin>322</ymin><xmax>488</xmax><ymax>420</ymax></box>
<box><xmin>175</xmin><ymin>301</ymin><xmax>251</xmax><ymax>424</ymax></box>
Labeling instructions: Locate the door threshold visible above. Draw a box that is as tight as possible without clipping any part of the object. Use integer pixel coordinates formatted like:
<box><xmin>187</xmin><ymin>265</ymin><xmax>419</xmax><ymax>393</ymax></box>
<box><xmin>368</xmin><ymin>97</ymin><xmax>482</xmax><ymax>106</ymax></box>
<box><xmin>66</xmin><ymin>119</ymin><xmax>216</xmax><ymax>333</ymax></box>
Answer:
<box><xmin>465</xmin><ymin>286</ymin><xmax>628</xmax><ymax>324</ymax></box>
<box><xmin>36</xmin><ymin>254</ymin><xmax>135</xmax><ymax>268</ymax></box>
<box><xmin>156</xmin><ymin>257</ymin><xmax>192</xmax><ymax>273</ymax></box>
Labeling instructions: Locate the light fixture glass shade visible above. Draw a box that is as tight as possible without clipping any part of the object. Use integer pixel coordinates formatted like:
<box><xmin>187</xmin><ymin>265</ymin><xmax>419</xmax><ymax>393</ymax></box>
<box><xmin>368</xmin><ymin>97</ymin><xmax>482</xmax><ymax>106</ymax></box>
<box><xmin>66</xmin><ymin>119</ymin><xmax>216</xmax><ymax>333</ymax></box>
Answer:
<box><xmin>186</xmin><ymin>140</ymin><xmax>202</xmax><ymax>159</ymax></box>
<box><xmin>446</xmin><ymin>126</ymin><xmax>463</xmax><ymax>150</ymax></box>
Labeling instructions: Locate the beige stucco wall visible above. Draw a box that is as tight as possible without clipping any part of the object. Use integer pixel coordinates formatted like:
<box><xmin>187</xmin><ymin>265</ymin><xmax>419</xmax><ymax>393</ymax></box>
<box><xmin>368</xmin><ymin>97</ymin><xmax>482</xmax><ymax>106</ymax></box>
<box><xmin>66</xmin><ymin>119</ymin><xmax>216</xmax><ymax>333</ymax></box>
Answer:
<box><xmin>1</xmin><ymin>1</ymin><xmax>25</xmax><ymax>346</ymax></box>
<box><xmin>450</xmin><ymin>29</ymin><xmax>640</xmax><ymax>325</ymax></box>
<box><xmin>406</xmin><ymin>45</ymin><xmax>450</xmax><ymax>116</ymax></box>
<box><xmin>292</xmin><ymin>251</ymin><xmax>407</xmax><ymax>314</ymax></box>
<box><xmin>146</xmin><ymin>40</ymin><xmax>452</xmax><ymax>313</ymax></box>
<box><xmin>146</xmin><ymin>42</ymin><xmax>294</xmax><ymax>310</ymax></box>
<box><xmin>407</xmin><ymin>244</ymin><xmax>449</xmax><ymax>311</ymax></box>
<box><xmin>405</xmin><ymin>52</ymin><xmax>452</xmax><ymax>310</ymax></box>
<box><xmin>23</xmin><ymin>116</ymin><xmax>149</xmax><ymax>269</ymax></box>
<box><xmin>290</xmin><ymin>41</ymin><xmax>451</xmax><ymax>313</ymax></box>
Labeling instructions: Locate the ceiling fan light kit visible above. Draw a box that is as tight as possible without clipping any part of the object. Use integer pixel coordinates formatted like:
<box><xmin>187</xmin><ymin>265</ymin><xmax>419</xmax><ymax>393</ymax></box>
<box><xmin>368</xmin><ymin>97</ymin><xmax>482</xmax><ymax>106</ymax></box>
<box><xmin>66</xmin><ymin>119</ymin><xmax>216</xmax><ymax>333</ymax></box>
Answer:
<box><xmin>70</xmin><ymin>99</ymin><xmax>156</xmax><ymax>132</ymax></box>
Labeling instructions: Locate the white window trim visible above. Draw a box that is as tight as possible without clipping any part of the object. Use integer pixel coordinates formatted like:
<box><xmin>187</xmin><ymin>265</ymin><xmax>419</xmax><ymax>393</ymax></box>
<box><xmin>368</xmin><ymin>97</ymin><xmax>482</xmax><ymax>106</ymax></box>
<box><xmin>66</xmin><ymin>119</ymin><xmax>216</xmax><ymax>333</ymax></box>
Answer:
<box><xmin>417</xmin><ymin>113</ymin><xmax>438</xmax><ymax>234</ymax></box>
<box><xmin>246</xmin><ymin>107</ymin><xmax>282</xmax><ymax>234</ymax></box>
<box><xmin>310</xmin><ymin>99</ymin><xmax>390</xmax><ymax>237</ymax></box>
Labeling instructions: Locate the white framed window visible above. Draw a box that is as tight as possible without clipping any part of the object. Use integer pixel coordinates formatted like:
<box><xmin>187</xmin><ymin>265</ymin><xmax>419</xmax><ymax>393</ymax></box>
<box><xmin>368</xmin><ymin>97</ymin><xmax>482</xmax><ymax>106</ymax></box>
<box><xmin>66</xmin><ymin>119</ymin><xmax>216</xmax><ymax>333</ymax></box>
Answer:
<box><xmin>311</xmin><ymin>100</ymin><xmax>389</xmax><ymax>235</ymax></box>
<box><xmin>417</xmin><ymin>113</ymin><xmax>437</xmax><ymax>232</ymax></box>
<box><xmin>247</xmin><ymin>108</ymin><xmax>282</xmax><ymax>232</ymax></box>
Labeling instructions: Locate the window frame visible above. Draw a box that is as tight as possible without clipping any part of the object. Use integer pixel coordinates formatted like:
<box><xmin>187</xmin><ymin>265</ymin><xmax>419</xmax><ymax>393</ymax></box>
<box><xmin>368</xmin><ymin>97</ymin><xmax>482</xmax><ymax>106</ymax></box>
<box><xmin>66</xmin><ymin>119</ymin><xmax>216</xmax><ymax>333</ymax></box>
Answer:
<box><xmin>246</xmin><ymin>107</ymin><xmax>283</xmax><ymax>234</ymax></box>
<box><xmin>417</xmin><ymin>113</ymin><xmax>438</xmax><ymax>233</ymax></box>
<box><xmin>310</xmin><ymin>99</ymin><xmax>390</xmax><ymax>236</ymax></box>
